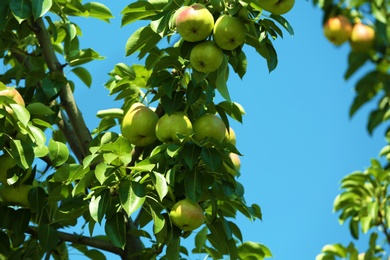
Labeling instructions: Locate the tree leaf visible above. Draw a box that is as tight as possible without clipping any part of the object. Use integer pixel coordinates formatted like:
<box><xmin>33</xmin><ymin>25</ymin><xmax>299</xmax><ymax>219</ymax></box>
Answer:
<box><xmin>0</xmin><ymin>230</ymin><xmax>10</xmax><ymax>256</ymax></box>
<box><xmin>180</xmin><ymin>142</ymin><xmax>201</xmax><ymax>170</ymax></box>
<box><xmin>9</xmin><ymin>0</ymin><xmax>32</xmax><ymax>22</ymax></box>
<box><xmin>9</xmin><ymin>139</ymin><xmax>34</xmax><ymax>170</ymax></box>
<box><xmin>105</xmin><ymin>212</ymin><xmax>126</xmax><ymax>249</ymax></box>
<box><xmin>90</xmin><ymin>190</ymin><xmax>111</xmax><ymax>224</ymax></box>
<box><xmin>151</xmin><ymin>171</ymin><xmax>168</xmax><ymax>201</ymax></box>
<box><xmin>71</xmin><ymin>67</ymin><xmax>92</xmax><ymax>87</ymax></box>
<box><xmin>27</xmin><ymin>102</ymin><xmax>55</xmax><ymax>115</ymax></box>
<box><xmin>67</xmin><ymin>48</ymin><xmax>105</xmax><ymax>66</ymax></box>
<box><xmin>9</xmin><ymin>103</ymin><xmax>30</xmax><ymax>126</ymax></box>
<box><xmin>125</xmin><ymin>26</ymin><xmax>162</xmax><ymax>58</ymax></box>
<box><xmin>119</xmin><ymin>180</ymin><xmax>146</xmax><ymax>217</ymax></box>
<box><xmin>237</xmin><ymin>241</ymin><xmax>272</xmax><ymax>259</ymax></box>
<box><xmin>31</xmin><ymin>0</ymin><xmax>52</xmax><ymax>20</ymax></box>
<box><xmin>83</xmin><ymin>2</ymin><xmax>113</xmax><ymax>22</ymax></box>
<box><xmin>28</xmin><ymin>187</ymin><xmax>47</xmax><ymax>213</ymax></box>
<box><xmin>38</xmin><ymin>223</ymin><xmax>60</xmax><ymax>252</ymax></box>
<box><xmin>48</xmin><ymin>139</ymin><xmax>69</xmax><ymax>167</ymax></box>
<box><xmin>121</xmin><ymin>1</ymin><xmax>161</xmax><ymax>27</ymax></box>
<box><xmin>201</xmin><ymin>147</ymin><xmax>222</xmax><ymax>172</ymax></box>
<box><xmin>270</xmin><ymin>14</ymin><xmax>294</xmax><ymax>36</ymax></box>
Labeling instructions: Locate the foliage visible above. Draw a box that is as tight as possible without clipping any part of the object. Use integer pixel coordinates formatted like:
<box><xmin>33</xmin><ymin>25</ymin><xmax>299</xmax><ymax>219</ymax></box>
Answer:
<box><xmin>0</xmin><ymin>0</ymin><xmax>294</xmax><ymax>259</ymax></box>
<box><xmin>313</xmin><ymin>0</ymin><xmax>390</xmax><ymax>257</ymax></box>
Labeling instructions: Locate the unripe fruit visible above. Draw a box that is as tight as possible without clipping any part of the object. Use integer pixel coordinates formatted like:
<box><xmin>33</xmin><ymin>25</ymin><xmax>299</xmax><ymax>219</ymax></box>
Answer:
<box><xmin>213</xmin><ymin>15</ymin><xmax>246</xmax><ymax>50</ymax></box>
<box><xmin>190</xmin><ymin>41</ymin><xmax>224</xmax><ymax>73</ymax></box>
<box><xmin>193</xmin><ymin>113</ymin><xmax>227</xmax><ymax>143</ymax></box>
<box><xmin>170</xmin><ymin>199</ymin><xmax>204</xmax><ymax>231</ymax></box>
<box><xmin>176</xmin><ymin>4</ymin><xmax>214</xmax><ymax>42</ymax></box>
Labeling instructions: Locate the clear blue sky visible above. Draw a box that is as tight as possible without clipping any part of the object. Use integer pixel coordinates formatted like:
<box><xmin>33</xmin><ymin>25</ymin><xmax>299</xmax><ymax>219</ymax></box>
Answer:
<box><xmin>66</xmin><ymin>0</ymin><xmax>387</xmax><ymax>259</ymax></box>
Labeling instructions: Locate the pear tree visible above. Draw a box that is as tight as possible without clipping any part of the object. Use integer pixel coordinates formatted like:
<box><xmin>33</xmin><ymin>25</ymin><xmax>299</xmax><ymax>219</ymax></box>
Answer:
<box><xmin>0</xmin><ymin>0</ymin><xmax>295</xmax><ymax>259</ymax></box>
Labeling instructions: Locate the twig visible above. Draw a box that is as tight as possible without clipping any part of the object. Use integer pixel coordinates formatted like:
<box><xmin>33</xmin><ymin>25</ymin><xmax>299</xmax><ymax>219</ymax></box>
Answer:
<box><xmin>31</xmin><ymin>17</ymin><xmax>92</xmax><ymax>159</ymax></box>
<box><xmin>26</xmin><ymin>226</ymin><xmax>124</xmax><ymax>256</ymax></box>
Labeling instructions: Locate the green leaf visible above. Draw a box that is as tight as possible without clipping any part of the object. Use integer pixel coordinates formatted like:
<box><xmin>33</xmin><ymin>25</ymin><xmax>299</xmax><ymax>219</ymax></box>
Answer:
<box><xmin>201</xmin><ymin>147</ymin><xmax>222</xmax><ymax>171</ymax></box>
<box><xmin>0</xmin><ymin>1</ymin><xmax>9</xmax><ymax>31</ymax></box>
<box><xmin>184</xmin><ymin>169</ymin><xmax>204</xmax><ymax>203</ymax></box>
<box><xmin>119</xmin><ymin>179</ymin><xmax>146</xmax><ymax>217</ymax></box>
<box><xmin>38</xmin><ymin>223</ymin><xmax>60</xmax><ymax>252</ymax></box>
<box><xmin>83</xmin><ymin>2</ymin><xmax>113</xmax><ymax>22</ymax></box>
<box><xmin>194</xmin><ymin>226</ymin><xmax>208</xmax><ymax>253</ymax></box>
<box><xmin>121</xmin><ymin>1</ymin><xmax>161</xmax><ymax>27</ymax></box>
<box><xmin>48</xmin><ymin>139</ymin><xmax>69</xmax><ymax>167</ymax></box>
<box><xmin>9</xmin><ymin>103</ymin><xmax>30</xmax><ymax>126</ymax></box>
<box><xmin>181</xmin><ymin>142</ymin><xmax>201</xmax><ymax>170</ymax></box>
<box><xmin>10</xmin><ymin>0</ymin><xmax>32</xmax><ymax>22</ymax></box>
<box><xmin>31</xmin><ymin>0</ymin><xmax>52</xmax><ymax>20</ymax></box>
<box><xmin>0</xmin><ymin>230</ymin><xmax>10</xmax><ymax>256</ymax></box>
<box><xmin>67</xmin><ymin>48</ymin><xmax>105</xmax><ymax>66</ymax></box>
<box><xmin>151</xmin><ymin>171</ymin><xmax>168</xmax><ymax>201</ymax></box>
<box><xmin>71</xmin><ymin>67</ymin><xmax>92</xmax><ymax>87</ymax></box>
<box><xmin>344</xmin><ymin>52</ymin><xmax>370</xmax><ymax>80</ymax></box>
<box><xmin>105</xmin><ymin>212</ymin><xmax>126</xmax><ymax>249</ymax></box>
<box><xmin>27</xmin><ymin>102</ymin><xmax>55</xmax><ymax>115</ymax></box>
<box><xmin>166</xmin><ymin>237</ymin><xmax>180</xmax><ymax>260</ymax></box>
<box><xmin>238</xmin><ymin>241</ymin><xmax>272</xmax><ymax>259</ymax></box>
<box><xmin>125</xmin><ymin>26</ymin><xmax>162</xmax><ymax>58</ymax></box>
<box><xmin>9</xmin><ymin>139</ymin><xmax>34</xmax><ymax>170</ymax></box>
<box><xmin>28</xmin><ymin>187</ymin><xmax>47</xmax><ymax>213</ymax></box>
<box><xmin>270</xmin><ymin>14</ymin><xmax>294</xmax><ymax>36</ymax></box>
<box><xmin>89</xmin><ymin>189</ymin><xmax>111</xmax><ymax>224</ymax></box>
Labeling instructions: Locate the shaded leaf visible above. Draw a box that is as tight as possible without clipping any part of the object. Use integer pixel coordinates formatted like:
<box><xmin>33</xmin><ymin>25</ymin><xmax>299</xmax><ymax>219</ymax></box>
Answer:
<box><xmin>105</xmin><ymin>212</ymin><xmax>126</xmax><ymax>249</ymax></box>
<box><xmin>38</xmin><ymin>223</ymin><xmax>59</xmax><ymax>252</ymax></box>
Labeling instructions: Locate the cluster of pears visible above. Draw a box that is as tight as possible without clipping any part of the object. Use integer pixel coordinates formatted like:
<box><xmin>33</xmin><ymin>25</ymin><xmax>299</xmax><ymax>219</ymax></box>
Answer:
<box><xmin>172</xmin><ymin>0</ymin><xmax>295</xmax><ymax>74</ymax></box>
<box><xmin>0</xmin><ymin>154</ymin><xmax>33</xmax><ymax>208</ymax></box>
<box><xmin>323</xmin><ymin>15</ymin><xmax>375</xmax><ymax>52</ymax></box>
<box><xmin>121</xmin><ymin>103</ymin><xmax>241</xmax><ymax>231</ymax></box>
<box><xmin>173</xmin><ymin>4</ymin><xmax>247</xmax><ymax>73</ymax></box>
<box><xmin>121</xmin><ymin>102</ymin><xmax>237</xmax><ymax>147</ymax></box>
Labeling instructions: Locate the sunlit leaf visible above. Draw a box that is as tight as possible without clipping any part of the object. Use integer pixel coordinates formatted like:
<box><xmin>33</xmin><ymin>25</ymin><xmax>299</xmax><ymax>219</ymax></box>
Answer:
<box><xmin>31</xmin><ymin>0</ymin><xmax>52</xmax><ymax>20</ymax></box>
<box><xmin>48</xmin><ymin>139</ymin><xmax>69</xmax><ymax>167</ymax></box>
<box><xmin>119</xmin><ymin>180</ymin><xmax>146</xmax><ymax>217</ymax></box>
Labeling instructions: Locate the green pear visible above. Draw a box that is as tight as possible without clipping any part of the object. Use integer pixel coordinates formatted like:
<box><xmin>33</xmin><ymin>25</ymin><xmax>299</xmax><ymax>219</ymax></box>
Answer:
<box><xmin>121</xmin><ymin>103</ymin><xmax>159</xmax><ymax>147</ymax></box>
<box><xmin>193</xmin><ymin>113</ymin><xmax>227</xmax><ymax>143</ymax></box>
<box><xmin>257</xmin><ymin>0</ymin><xmax>295</xmax><ymax>15</ymax></box>
<box><xmin>155</xmin><ymin>112</ymin><xmax>193</xmax><ymax>143</ymax></box>
<box><xmin>176</xmin><ymin>4</ymin><xmax>214</xmax><ymax>42</ymax></box>
<box><xmin>170</xmin><ymin>199</ymin><xmax>204</xmax><ymax>231</ymax></box>
<box><xmin>213</xmin><ymin>15</ymin><xmax>246</xmax><ymax>50</ymax></box>
<box><xmin>224</xmin><ymin>127</ymin><xmax>237</xmax><ymax>146</ymax></box>
<box><xmin>190</xmin><ymin>41</ymin><xmax>224</xmax><ymax>73</ymax></box>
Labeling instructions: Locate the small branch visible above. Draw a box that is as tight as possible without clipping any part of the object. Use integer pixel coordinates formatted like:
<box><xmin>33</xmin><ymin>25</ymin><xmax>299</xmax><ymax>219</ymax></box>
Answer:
<box><xmin>31</xmin><ymin>17</ymin><xmax>92</xmax><ymax>160</ymax></box>
<box><xmin>57</xmin><ymin>111</ymin><xmax>84</xmax><ymax>163</ymax></box>
<box><xmin>26</xmin><ymin>226</ymin><xmax>124</xmax><ymax>256</ymax></box>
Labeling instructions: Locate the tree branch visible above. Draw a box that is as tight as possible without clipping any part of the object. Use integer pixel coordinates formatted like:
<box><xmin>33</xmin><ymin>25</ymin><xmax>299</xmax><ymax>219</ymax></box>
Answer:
<box><xmin>26</xmin><ymin>226</ymin><xmax>124</xmax><ymax>256</ymax></box>
<box><xmin>31</xmin><ymin>17</ymin><xmax>92</xmax><ymax>160</ymax></box>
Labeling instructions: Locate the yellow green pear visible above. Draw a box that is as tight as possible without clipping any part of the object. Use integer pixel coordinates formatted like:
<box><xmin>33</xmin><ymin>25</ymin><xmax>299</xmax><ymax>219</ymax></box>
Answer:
<box><xmin>169</xmin><ymin>199</ymin><xmax>204</xmax><ymax>231</ymax></box>
<box><xmin>121</xmin><ymin>103</ymin><xmax>159</xmax><ymax>147</ymax></box>
<box><xmin>193</xmin><ymin>113</ymin><xmax>227</xmax><ymax>143</ymax></box>
<box><xmin>155</xmin><ymin>112</ymin><xmax>193</xmax><ymax>143</ymax></box>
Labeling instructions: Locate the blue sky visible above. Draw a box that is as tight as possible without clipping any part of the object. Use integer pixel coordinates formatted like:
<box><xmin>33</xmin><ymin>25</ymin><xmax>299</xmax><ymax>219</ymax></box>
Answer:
<box><xmin>65</xmin><ymin>0</ymin><xmax>388</xmax><ymax>259</ymax></box>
